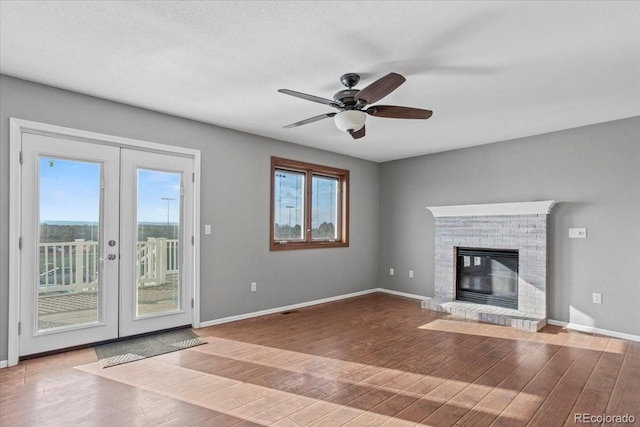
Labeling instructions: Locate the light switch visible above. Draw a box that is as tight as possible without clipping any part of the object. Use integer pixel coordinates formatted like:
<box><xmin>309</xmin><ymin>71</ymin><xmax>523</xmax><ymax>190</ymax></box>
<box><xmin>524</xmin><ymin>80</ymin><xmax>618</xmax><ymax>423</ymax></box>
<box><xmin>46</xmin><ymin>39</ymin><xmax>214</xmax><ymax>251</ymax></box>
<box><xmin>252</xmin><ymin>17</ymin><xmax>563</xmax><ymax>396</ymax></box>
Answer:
<box><xmin>569</xmin><ymin>228</ymin><xmax>587</xmax><ymax>238</ymax></box>
<box><xmin>204</xmin><ymin>224</ymin><xmax>212</xmax><ymax>235</ymax></box>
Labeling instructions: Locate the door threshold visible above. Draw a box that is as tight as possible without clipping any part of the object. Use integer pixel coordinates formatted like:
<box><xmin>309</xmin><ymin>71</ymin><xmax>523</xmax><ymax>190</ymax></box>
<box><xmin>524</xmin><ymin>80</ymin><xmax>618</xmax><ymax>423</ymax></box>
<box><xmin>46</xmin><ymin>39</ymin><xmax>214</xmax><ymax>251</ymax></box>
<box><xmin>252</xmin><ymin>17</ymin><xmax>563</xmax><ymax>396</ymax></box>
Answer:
<box><xmin>19</xmin><ymin>325</ymin><xmax>193</xmax><ymax>361</ymax></box>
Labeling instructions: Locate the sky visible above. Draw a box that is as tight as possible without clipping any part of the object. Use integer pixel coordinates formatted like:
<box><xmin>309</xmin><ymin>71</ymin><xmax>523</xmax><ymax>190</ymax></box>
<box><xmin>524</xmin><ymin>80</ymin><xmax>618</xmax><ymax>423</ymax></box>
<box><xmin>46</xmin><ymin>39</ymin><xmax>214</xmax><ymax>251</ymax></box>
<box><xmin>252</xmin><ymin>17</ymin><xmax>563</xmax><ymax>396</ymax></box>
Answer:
<box><xmin>39</xmin><ymin>157</ymin><xmax>334</xmax><ymax>228</ymax></box>
<box><xmin>39</xmin><ymin>157</ymin><xmax>181</xmax><ymax>223</ymax></box>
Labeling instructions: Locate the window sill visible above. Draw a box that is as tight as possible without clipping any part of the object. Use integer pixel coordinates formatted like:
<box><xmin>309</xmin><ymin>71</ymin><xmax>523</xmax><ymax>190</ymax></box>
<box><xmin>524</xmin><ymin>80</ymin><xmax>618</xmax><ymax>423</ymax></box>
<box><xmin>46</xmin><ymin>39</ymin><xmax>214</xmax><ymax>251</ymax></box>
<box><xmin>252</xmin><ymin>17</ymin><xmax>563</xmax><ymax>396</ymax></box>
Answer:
<box><xmin>270</xmin><ymin>241</ymin><xmax>349</xmax><ymax>251</ymax></box>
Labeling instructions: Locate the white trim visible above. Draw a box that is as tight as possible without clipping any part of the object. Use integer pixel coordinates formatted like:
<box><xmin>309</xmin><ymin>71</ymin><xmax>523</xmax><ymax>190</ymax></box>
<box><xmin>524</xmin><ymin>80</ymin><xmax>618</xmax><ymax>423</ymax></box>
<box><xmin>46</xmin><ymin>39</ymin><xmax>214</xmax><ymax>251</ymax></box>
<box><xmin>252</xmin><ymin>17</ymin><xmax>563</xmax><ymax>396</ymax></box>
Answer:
<box><xmin>8</xmin><ymin>119</ymin><xmax>23</xmax><ymax>367</ymax></box>
<box><xmin>200</xmin><ymin>291</ymin><xmax>636</xmax><ymax>343</ymax></box>
<box><xmin>426</xmin><ymin>200</ymin><xmax>556</xmax><ymax>217</ymax></box>
<box><xmin>8</xmin><ymin>118</ymin><xmax>202</xmax><ymax>366</ymax></box>
<box><xmin>10</xmin><ymin>118</ymin><xmax>200</xmax><ymax>157</ymax></box>
<box><xmin>192</xmin><ymin>152</ymin><xmax>201</xmax><ymax>328</ymax></box>
<box><xmin>199</xmin><ymin>289</ymin><xmax>377</xmax><ymax>327</ymax></box>
<box><xmin>565</xmin><ymin>323</ymin><xmax>640</xmax><ymax>342</ymax></box>
<box><xmin>547</xmin><ymin>319</ymin><xmax>640</xmax><ymax>342</ymax></box>
<box><xmin>199</xmin><ymin>288</ymin><xmax>428</xmax><ymax>328</ymax></box>
<box><xmin>0</xmin><ymin>360</ymin><xmax>8</xmax><ymax>369</ymax></box>
<box><xmin>376</xmin><ymin>288</ymin><xmax>429</xmax><ymax>301</ymax></box>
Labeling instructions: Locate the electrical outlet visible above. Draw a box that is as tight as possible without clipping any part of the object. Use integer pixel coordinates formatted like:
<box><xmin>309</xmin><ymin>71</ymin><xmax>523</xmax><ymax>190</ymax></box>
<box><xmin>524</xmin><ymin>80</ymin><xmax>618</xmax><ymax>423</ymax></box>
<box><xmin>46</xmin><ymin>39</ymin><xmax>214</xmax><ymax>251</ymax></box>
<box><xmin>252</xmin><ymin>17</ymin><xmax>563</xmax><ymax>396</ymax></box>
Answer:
<box><xmin>389</xmin><ymin>268</ymin><xmax>394</xmax><ymax>276</ymax></box>
<box><xmin>592</xmin><ymin>293</ymin><xmax>602</xmax><ymax>304</ymax></box>
<box><xmin>251</xmin><ymin>282</ymin><xmax>257</xmax><ymax>292</ymax></box>
<box><xmin>409</xmin><ymin>270</ymin><xmax>414</xmax><ymax>278</ymax></box>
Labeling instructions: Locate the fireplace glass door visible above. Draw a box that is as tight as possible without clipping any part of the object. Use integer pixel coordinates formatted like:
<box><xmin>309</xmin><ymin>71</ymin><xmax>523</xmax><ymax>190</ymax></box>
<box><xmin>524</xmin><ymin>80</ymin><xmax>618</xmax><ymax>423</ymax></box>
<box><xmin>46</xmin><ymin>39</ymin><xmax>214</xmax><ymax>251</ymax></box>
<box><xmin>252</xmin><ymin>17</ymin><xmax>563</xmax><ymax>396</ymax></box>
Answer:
<box><xmin>456</xmin><ymin>248</ymin><xmax>518</xmax><ymax>310</ymax></box>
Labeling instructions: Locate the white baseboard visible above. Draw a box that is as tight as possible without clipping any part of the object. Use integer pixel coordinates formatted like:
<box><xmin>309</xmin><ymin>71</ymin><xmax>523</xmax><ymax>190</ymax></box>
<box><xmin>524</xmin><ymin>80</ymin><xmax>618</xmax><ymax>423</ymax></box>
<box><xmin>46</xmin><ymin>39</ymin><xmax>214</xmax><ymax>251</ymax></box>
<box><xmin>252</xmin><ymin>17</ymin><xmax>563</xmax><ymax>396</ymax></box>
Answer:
<box><xmin>3</xmin><ymin>292</ymin><xmax>636</xmax><ymax>369</ymax></box>
<box><xmin>548</xmin><ymin>319</ymin><xmax>639</xmax><ymax>342</ymax></box>
<box><xmin>565</xmin><ymin>322</ymin><xmax>640</xmax><ymax>342</ymax></box>
<box><xmin>197</xmin><ymin>291</ymin><xmax>640</xmax><ymax>344</ymax></box>
<box><xmin>547</xmin><ymin>319</ymin><xmax>568</xmax><ymax>327</ymax></box>
<box><xmin>199</xmin><ymin>288</ymin><xmax>430</xmax><ymax>328</ymax></box>
<box><xmin>376</xmin><ymin>288</ymin><xmax>429</xmax><ymax>301</ymax></box>
<box><xmin>199</xmin><ymin>289</ymin><xmax>377</xmax><ymax>328</ymax></box>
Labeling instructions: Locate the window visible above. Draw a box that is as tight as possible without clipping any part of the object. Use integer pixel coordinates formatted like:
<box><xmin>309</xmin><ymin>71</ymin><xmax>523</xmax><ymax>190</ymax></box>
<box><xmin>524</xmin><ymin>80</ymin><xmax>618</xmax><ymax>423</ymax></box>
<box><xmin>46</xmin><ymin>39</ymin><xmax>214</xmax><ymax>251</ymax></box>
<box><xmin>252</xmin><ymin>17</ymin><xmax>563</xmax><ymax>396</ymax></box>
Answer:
<box><xmin>271</xmin><ymin>157</ymin><xmax>349</xmax><ymax>250</ymax></box>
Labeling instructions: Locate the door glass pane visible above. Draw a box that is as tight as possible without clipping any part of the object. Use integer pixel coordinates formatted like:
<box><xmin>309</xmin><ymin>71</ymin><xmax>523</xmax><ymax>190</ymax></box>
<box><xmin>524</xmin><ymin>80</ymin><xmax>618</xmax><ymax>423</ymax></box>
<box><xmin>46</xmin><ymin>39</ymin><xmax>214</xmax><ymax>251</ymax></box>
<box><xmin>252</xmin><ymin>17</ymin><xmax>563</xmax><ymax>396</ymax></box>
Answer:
<box><xmin>38</xmin><ymin>157</ymin><xmax>101</xmax><ymax>331</ymax></box>
<box><xmin>274</xmin><ymin>169</ymin><xmax>305</xmax><ymax>240</ymax></box>
<box><xmin>311</xmin><ymin>175</ymin><xmax>339</xmax><ymax>240</ymax></box>
<box><xmin>136</xmin><ymin>169</ymin><xmax>182</xmax><ymax>317</ymax></box>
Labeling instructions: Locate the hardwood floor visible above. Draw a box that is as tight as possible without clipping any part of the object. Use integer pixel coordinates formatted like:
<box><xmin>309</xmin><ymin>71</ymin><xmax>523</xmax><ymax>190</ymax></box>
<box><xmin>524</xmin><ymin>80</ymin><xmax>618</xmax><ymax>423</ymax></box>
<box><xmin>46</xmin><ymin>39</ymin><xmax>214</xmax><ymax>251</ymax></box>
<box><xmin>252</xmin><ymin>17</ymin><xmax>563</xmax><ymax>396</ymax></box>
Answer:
<box><xmin>1</xmin><ymin>293</ymin><xmax>638</xmax><ymax>426</ymax></box>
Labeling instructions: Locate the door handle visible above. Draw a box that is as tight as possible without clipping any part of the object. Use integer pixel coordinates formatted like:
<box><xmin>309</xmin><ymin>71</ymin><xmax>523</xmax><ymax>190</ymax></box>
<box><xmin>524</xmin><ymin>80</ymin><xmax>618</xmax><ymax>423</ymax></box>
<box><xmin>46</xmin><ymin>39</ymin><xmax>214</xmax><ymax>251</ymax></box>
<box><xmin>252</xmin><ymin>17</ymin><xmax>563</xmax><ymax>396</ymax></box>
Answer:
<box><xmin>107</xmin><ymin>254</ymin><xmax>117</xmax><ymax>260</ymax></box>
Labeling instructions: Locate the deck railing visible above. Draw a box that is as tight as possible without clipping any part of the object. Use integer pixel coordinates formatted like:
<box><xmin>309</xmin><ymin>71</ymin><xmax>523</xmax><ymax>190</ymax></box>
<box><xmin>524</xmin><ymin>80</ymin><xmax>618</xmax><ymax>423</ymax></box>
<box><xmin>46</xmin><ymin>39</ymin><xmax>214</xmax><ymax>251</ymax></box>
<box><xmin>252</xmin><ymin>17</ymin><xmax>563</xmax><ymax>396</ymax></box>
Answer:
<box><xmin>39</xmin><ymin>238</ymin><xmax>179</xmax><ymax>295</ymax></box>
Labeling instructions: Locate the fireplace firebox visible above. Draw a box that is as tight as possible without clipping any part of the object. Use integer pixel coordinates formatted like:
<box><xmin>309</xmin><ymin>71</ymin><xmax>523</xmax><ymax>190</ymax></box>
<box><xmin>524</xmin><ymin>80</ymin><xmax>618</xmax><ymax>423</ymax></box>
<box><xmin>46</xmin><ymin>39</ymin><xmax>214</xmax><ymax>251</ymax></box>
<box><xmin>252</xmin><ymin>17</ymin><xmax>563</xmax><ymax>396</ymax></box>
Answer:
<box><xmin>456</xmin><ymin>247</ymin><xmax>518</xmax><ymax>310</ymax></box>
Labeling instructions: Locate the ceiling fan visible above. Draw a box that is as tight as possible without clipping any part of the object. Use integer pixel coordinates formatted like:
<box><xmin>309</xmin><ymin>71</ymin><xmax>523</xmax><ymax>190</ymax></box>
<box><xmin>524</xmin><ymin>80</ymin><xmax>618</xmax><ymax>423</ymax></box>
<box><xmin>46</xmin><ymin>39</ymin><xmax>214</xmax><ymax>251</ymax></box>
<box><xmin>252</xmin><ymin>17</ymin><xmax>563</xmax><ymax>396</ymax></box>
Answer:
<box><xmin>278</xmin><ymin>72</ymin><xmax>432</xmax><ymax>139</ymax></box>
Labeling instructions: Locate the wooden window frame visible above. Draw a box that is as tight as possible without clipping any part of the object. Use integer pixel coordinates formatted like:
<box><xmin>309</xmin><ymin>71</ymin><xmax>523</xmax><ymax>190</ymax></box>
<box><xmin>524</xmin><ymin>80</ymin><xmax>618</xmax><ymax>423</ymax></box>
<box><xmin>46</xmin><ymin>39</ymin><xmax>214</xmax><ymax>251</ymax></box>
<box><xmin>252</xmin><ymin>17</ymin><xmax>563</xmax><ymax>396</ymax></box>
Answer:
<box><xmin>270</xmin><ymin>157</ymin><xmax>349</xmax><ymax>251</ymax></box>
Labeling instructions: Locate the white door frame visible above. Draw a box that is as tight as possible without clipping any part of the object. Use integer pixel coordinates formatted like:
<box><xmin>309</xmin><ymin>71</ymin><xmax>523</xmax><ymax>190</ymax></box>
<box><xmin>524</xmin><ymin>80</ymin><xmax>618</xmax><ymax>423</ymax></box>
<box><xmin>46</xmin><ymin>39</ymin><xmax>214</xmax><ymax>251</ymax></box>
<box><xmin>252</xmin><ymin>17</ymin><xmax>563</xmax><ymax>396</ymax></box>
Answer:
<box><xmin>8</xmin><ymin>118</ymin><xmax>202</xmax><ymax>367</ymax></box>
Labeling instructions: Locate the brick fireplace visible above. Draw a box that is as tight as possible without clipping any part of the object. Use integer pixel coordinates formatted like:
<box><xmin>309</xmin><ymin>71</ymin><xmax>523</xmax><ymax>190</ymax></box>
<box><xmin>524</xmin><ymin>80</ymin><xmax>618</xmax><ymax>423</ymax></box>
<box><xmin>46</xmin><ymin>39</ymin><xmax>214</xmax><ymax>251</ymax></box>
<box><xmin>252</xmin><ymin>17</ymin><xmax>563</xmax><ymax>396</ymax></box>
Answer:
<box><xmin>422</xmin><ymin>201</ymin><xmax>556</xmax><ymax>331</ymax></box>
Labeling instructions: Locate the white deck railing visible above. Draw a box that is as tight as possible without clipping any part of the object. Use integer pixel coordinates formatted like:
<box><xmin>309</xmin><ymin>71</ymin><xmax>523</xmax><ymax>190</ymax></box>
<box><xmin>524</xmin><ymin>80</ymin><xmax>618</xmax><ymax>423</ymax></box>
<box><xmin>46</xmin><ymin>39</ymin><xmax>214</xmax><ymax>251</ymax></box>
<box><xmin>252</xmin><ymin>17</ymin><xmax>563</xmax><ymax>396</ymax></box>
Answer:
<box><xmin>39</xmin><ymin>238</ymin><xmax>179</xmax><ymax>295</ymax></box>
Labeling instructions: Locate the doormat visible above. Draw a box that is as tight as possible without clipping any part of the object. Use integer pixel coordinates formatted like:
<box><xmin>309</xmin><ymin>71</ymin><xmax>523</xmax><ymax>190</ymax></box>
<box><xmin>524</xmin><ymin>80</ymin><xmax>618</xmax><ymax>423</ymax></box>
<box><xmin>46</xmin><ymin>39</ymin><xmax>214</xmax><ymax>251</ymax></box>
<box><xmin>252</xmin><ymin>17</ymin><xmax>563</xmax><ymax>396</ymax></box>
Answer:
<box><xmin>94</xmin><ymin>329</ymin><xmax>206</xmax><ymax>368</ymax></box>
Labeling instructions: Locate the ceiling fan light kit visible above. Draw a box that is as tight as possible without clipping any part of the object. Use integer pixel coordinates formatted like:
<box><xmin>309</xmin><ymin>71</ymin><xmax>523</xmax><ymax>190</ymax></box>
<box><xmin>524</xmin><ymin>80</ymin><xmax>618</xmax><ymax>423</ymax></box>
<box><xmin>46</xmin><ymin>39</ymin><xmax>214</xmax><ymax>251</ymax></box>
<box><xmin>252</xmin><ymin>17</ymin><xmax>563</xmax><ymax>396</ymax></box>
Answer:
<box><xmin>278</xmin><ymin>72</ymin><xmax>433</xmax><ymax>139</ymax></box>
<box><xmin>334</xmin><ymin>110</ymin><xmax>366</xmax><ymax>133</ymax></box>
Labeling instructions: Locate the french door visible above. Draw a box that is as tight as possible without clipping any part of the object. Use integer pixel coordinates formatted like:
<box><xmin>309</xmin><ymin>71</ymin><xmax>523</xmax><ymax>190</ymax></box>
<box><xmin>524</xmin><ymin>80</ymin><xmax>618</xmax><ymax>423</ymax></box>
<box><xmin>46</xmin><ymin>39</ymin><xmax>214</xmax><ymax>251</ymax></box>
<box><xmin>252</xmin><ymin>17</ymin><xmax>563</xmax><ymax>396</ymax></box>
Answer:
<box><xmin>19</xmin><ymin>132</ymin><xmax>194</xmax><ymax>356</ymax></box>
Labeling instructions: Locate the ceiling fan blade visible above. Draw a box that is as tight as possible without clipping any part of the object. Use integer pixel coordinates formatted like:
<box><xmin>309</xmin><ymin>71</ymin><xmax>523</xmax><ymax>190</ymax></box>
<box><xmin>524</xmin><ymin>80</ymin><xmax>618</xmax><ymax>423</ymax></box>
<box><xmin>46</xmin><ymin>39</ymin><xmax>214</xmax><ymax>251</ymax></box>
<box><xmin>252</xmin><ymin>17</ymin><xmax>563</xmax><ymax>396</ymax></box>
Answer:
<box><xmin>366</xmin><ymin>105</ymin><xmax>433</xmax><ymax>119</ymax></box>
<box><xmin>354</xmin><ymin>72</ymin><xmax>406</xmax><ymax>105</ymax></box>
<box><xmin>283</xmin><ymin>112</ymin><xmax>336</xmax><ymax>128</ymax></box>
<box><xmin>278</xmin><ymin>89</ymin><xmax>342</xmax><ymax>108</ymax></box>
<box><xmin>349</xmin><ymin>126</ymin><xmax>366</xmax><ymax>139</ymax></box>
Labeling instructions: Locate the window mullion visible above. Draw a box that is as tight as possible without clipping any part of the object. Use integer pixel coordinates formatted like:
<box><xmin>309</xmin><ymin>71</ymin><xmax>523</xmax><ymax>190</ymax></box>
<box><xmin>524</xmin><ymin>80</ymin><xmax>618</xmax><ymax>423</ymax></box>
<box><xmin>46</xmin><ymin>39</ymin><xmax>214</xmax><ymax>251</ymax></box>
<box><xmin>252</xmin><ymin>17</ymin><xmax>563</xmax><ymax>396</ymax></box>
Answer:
<box><xmin>305</xmin><ymin>169</ymin><xmax>312</xmax><ymax>243</ymax></box>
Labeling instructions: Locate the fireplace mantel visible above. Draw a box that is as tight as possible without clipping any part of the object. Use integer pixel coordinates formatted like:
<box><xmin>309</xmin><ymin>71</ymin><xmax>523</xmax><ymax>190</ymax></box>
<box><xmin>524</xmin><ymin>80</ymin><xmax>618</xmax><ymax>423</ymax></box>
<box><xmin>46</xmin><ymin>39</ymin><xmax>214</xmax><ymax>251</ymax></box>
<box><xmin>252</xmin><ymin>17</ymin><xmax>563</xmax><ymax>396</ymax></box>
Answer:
<box><xmin>426</xmin><ymin>200</ymin><xmax>556</xmax><ymax>217</ymax></box>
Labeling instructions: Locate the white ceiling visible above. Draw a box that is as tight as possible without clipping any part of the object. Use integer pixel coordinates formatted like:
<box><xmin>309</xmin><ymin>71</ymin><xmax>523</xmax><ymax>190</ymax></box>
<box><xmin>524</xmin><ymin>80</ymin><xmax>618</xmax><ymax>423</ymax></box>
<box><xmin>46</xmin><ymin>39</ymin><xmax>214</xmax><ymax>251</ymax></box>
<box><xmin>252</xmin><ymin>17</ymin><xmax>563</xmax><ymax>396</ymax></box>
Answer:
<box><xmin>1</xmin><ymin>1</ymin><xmax>639</xmax><ymax>162</ymax></box>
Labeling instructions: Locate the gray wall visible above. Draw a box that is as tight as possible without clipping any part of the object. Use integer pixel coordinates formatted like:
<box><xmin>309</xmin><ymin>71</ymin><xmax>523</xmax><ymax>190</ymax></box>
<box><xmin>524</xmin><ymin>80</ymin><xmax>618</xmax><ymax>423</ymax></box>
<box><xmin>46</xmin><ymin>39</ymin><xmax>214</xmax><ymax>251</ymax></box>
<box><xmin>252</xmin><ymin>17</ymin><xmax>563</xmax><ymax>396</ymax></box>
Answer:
<box><xmin>2</xmin><ymin>74</ymin><xmax>638</xmax><ymax>361</ymax></box>
<box><xmin>0</xmin><ymin>75</ymin><xmax>381</xmax><ymax>360</ymax></box>
<box><xmin>379</xmin><ymin>116</ymin><xmax>640</xmax><ymax>336</ymax></box>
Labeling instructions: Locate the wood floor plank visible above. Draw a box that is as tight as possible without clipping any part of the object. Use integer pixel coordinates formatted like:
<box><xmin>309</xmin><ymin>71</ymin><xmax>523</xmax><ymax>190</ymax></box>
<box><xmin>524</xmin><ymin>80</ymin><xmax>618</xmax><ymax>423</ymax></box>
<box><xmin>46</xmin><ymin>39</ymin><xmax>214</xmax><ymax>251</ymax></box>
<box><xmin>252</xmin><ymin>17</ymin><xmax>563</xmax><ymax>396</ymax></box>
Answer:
<box><xmin>490</xmin><ymin>335</ymin><xmax>592</xmax><ymax>427</ymax></box>
<box><xmin>531</xmin><ymin>335</ymin><xmax>606</xmax><ymax>422</ymax></box>
<box><xmin>2</xmin><ymin>292</ymin><xmax>638</xmax><ymax>427</ymax></box>
<box><xmin>564</xmin><ymin>338</ymin><xmax>630</xmax><ymax>425</ymax></box>
<box><xmin>605</xmin><ymin>341</ymin><xmax>640</xmax><ymax>417</ymax></box>
<box><xmin>419</xmin><ymin>332</ymin><xmax>537</xmax><ymax>425</ymax></box>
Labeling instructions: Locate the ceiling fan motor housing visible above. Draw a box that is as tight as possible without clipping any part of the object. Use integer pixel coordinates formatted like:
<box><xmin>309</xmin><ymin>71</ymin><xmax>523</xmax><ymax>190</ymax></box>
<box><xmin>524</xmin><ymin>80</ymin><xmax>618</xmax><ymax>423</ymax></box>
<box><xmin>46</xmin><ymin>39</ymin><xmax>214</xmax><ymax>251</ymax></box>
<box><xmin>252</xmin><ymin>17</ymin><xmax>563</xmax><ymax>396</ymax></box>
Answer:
<box><xmin>333</xmin><ymin>89</ymin><xmax>360</xmax><ymax>109</ymax></box>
